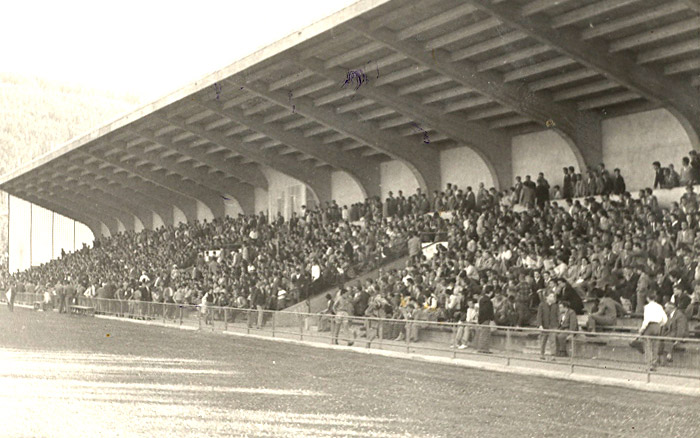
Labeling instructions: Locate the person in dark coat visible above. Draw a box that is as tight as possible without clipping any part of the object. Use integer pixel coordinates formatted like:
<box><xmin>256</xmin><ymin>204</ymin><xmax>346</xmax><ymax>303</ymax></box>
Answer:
<box><xmin>477</xmin><ymin>288</ymin><xmax>494</xmax><ymax>353</ymax></box>
<box><xmin>562</xmin><ymin>167</ymin><xmax>573</xmax><ymax>200</ymax></box>
<box><xmin>535</xmin><ymin>174</ymin><xmax>550</xmax><ymax>209</ymax></box>
<box><xmin>536</xmin><ymin>292</ymin><xmax>559</xmax><ymax>359</ymax></box>
<box><xmin>612</xmin><ymin>168</ymin><xmax>626</xmax><ymax>196</ymax></box>
<box><xmin>556</xmin><ymin>300</ymin><xmax>578</xmax><ymax>357</ymax></box>
<box><xmin>652</xmin><ymin>161</ymin><xmax>665</xmax><ymax>189</ymax></box>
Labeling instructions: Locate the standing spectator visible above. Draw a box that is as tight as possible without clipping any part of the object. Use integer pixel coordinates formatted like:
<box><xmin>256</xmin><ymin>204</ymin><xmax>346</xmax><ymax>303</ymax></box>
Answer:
<box><xmin>332</xmin><ymin>288</ymin><xmax>357</xmax><ymax>346</ymax></box>
<box><xmin>477</xmin><ymin>288</ymin><xmax>494</xmax><ymax>353</ymax></box>
<box><xmin>690</xmin><ymin>150</ymin><xmax>700</xmax><ymax>184</ymax></box>
<box><xmin>536</xmin><ymin>292</ymin><xmax>559</xmax><ymax>360</ymax></box>
<box><xmin>612</xmin><ymin>168</ymin><xmax>626</xmax><ymax>196</ymax></box>
<box><xmin>556</xmin><ymin>300</ymin><xmax>578</xmax><ymax>357</ymax></box>
<box><xmin>634</xmin><ymin>294</ymin><xmax>668</xmax><ymax>370</ymax></box>
<box><xmin>652</xmin><ymin>161</ymin><xmax>665</xmax><ymax>189</ymax></box>
<box><xmin>407</xmin><ymin>233</ymin><xmax>422</xmax><ymax>258</ymax></box>
<box><xmin>456</xmin><ymin>298</ymin><xmax>477</xmax><ymax>349</ymax></box>
<box><xmin>520</xmin><ymin>176</ymin><xmax>536</xmax><ymax>208</ymax></box>
<box><xmin>248</xmin><ymin>287</ymin><xmax>266</xmax><ymax>329</ymax></box>
<box><xmin>535</xmin><ymin>174</ymin><xmax>550</xmax><ymax>209</ymax></box>
<box><xmin>679</xmin><ymin>157</ymin><xmax>692</xmax><ymax>186</ymax></box>
<box><xmin>562</xmin><ymin>167</ymin><xmax>573</xmax><ymax>199</ymax></box>
<box><xmin>5</xmin><ymin>284</ymin><xmax>15</xmax><ymax>312</ymax></box>
<box><xmin>659</xmin><ymin>300</ymin><xmax>688</xmax><ymax>364</ymax></box>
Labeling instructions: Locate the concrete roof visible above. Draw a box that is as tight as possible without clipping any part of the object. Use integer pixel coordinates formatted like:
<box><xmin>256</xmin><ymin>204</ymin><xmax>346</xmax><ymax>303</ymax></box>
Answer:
<box><xmin>2</xmin><ymin>0</ymin><xmax>699</xmax><ymax>236</ymax></box>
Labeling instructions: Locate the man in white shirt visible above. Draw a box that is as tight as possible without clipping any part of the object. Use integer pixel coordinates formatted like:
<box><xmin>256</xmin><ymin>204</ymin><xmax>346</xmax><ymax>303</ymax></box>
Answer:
<box><xmin>637</xmin><ymin>294</ymin><xmax>668</xmax><ymax>370</ymax></box>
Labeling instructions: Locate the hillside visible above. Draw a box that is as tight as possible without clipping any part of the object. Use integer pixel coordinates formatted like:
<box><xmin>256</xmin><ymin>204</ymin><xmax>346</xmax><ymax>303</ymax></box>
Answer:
<box><xmin>0</xmin><ymin>73</ymin><xmax>142</xmax><ymax>268</ymax></box>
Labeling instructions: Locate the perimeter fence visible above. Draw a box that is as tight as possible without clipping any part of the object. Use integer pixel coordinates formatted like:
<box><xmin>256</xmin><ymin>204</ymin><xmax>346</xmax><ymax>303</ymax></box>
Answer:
<box><xmin>8</xmin><ymin>292</ymin><xmax>700</xmax><ymax>384</ymax></box>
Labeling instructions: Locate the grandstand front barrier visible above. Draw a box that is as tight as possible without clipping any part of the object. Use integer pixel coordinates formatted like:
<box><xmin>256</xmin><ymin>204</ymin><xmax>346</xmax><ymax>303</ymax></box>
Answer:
<box><xmin>9</xmin><ymin>293</ymin><xmax>699</xmax><ymax>384</ymax></box>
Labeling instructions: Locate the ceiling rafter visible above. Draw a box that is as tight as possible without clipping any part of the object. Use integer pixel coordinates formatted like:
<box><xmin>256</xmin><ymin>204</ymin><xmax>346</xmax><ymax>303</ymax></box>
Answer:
<box><xmin>467</xmin><ymin>0</ymin><xmax>700</xmax><ymax>147</ymax></box>
<box><xmin>196</xmin><ymin>96</ymin><xmax>381</xmax><ymax>198</ymax></box>
<box><xmin>154</xmin><ymin>113</ymin><xmax>332</xmax><ymax>202</ymax></box>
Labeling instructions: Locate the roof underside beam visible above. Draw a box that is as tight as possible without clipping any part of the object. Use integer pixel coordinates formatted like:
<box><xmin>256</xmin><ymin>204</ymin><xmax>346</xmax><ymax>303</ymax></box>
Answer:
<box><xmin>467</xmin><ymin>0</ymin><xmax>700</xmax><ymax>148</ymax></box>
<box><xmin>229</xmin><ymin>76</ymin><xmax>442</xmax><ymax>193</ymax></box>
<box><xmin>75</xmin><ymin>155</ymin><xmax>196</xmax><ymax>225</ymax></box>
<box><xmin>82</xmin><ymin>145</ymin><xmax>223</xmax><ymax>219</ymax></box>
<box><xmin>29</xmin><ymin>179</ymin><xmax>141</xmax><ymax>231</ymax></box>
<box><xmin>154</xmin><ymin>114</ymin><xmax>331</xmax><ymax>203</ymax></box>
<box><xmin>349</xmin><ymin>18</ymin><xmax>601</xmax><ymax>169</ymax></box>
<box><xmin>54</xmin><ymin>160</ymin><xmax>175</xmax><ymax>227</ymax></box>
<box><xmin>120</xmin><ymin>140</ymin><xmax>255</xmax><ymax>214</ymax></box>
<box><xmin>282</xmin><ymin>53</ymin><xmax>514</xmax><ymax>188</ymax></box>
<box><xmin>195</xmin><ymin>97</ymin><xmax>381</xmax><ymax>198</ymax></box>
<box><xmin>7</xmin><ymin>184</ymin><xmax>120</xmax><ymax>236</ymax></box>
<box><xmin>128</xmin><ymin>127</ymin><xmax>269</xmax><ymax>190</ymax></box>
<box><xmin>25</xmin><ymin>168</ymin><xmax>154</xmax><ymax>230</ymax></box>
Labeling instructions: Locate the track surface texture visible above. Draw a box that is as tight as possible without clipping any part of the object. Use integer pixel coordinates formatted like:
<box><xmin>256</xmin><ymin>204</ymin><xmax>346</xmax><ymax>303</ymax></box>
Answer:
<box><xmin>0</xmin><ymin>308</ymin><xmax>697</xmax><ymax>438</ymax></box>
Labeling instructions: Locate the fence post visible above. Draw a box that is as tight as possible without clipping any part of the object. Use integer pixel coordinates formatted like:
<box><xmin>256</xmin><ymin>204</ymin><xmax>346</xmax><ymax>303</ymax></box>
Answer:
<box><xmin>570</xmin><ymin>334</ymin><xmax>575</xmax><ymax>374</ymax></box>
<box><xmin>179</xmin><ymin>305</ymin><xmax>183</xmax><ymax>326</ymax></box>
<box><xmin>272</xmin><ymin>312</ymin><xmax>276</xmax><ymax>338</ymax></box>
<box><xmin>405</xmin><ymin>322</ymin><xmax>410</xmax><ymax>354</ymax></box>
<box><xmin>330</xmin><ymin>317</ymin><xmax>336</xmax><ymax>345</ymax></box>
<box><xmin>505</xmin><ymin>327</ymin><xmax>511</xmax><ymax>366</ymax></box>
<box><xmin>452</xmin><ymin>324</ymin><xmax>458</xmax><ymax>359</ymax></box>
<box><xmin>224</xmin><ymin>308</ymin><xmax>228</xmax><ymax>331</ymax></box>
<box><xmin>163</xmin><ymin>303</ymin><xmax>166</xmax><ymax>324</ymax></box>
<box><xmin>246</xmin><ymin>309</ymin><xmax>251</xmax><ymax>335</ymax></box>
<box><xmin>299</xmin><ymin>313</ymin><xmax>304</xmax><ymax>341</ymax></box>
<box><xmin>198</xmin><ymin>306</ymin><xmax>202</xmax><ymax>330</ymax></box>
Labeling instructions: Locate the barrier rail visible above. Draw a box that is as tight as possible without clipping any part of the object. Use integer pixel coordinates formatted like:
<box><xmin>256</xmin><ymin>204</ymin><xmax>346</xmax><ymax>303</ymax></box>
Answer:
<box><xmin>7</xmin><ymin>292</ymin><xmax>699</xmax><ymax>382</ymax></box>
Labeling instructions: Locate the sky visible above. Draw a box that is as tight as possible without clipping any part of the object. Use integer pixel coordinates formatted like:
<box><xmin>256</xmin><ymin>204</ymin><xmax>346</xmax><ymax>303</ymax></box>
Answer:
<box><xmin>1</xmin><ymin>0</ymin><xmax>358</xmax><ymax>101</ymax></box>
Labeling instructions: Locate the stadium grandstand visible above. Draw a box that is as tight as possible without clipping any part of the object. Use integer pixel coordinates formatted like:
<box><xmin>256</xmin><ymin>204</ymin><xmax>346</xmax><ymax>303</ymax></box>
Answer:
<box><xmin>2</xmin><ymin>0</ymin><xmax>700</xmax><ymax>384</ymax></box>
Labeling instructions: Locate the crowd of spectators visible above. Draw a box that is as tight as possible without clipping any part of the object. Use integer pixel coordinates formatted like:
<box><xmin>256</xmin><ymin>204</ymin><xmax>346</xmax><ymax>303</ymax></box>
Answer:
<box><xmin>3</xmin><ymin>155</ymin><xmax>700</xmax><ymax>365</ymax></box>
<box><xmin>2</xmin><ymin>199</ymin><xmax>411</xmax><ymax>320</ymax></box>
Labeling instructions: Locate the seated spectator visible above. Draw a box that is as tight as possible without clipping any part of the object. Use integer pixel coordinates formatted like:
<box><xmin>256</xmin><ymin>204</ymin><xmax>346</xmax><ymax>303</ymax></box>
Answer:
<box><xmin>586</xmin><ymin>289</ymin><xmax>617</xmax><ymax>332</ymax></box>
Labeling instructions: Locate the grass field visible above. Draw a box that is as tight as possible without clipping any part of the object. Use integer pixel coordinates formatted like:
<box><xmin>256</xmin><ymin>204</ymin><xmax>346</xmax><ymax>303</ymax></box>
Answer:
<box><xmin>0</xmin><ymin>307</ymin><xmax>698</xmax><ymax>438</ymax></box>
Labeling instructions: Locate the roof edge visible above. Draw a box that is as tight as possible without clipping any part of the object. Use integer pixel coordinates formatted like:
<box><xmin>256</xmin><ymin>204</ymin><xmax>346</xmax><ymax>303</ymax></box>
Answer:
<box><xmin>0</xmin><ymin>0</ymin><xmax>392</xmax><ymax>188</ymax></box>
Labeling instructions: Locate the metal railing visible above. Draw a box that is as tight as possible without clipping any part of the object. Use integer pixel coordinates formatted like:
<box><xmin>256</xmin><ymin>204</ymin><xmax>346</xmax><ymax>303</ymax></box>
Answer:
<box><xmin>7</xmin><ymin>292</ymin><xmax>699</xmax><ymax>382</ymax></box>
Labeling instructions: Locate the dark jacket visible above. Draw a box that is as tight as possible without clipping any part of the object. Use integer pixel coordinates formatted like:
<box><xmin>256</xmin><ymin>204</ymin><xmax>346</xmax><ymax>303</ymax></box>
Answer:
<box><xmin>478</xmin><ymin>295</ymin><xmax>494</xmax><ymax>324</ymax></box>
<box><xmin>536</xmin><ymin>301</ymin><xmax>559</xmax><ymax>329</ymax></box>
<box><xmin>559</xmin><ymin>308</ymin><xmax>578</xmax><ymax>331</ymax></box>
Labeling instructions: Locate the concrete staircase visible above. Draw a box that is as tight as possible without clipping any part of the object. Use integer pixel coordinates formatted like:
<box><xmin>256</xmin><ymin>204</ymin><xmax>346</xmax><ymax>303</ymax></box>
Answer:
<box><xmin>282</xmin><ymin>254</ymin><xmax>410</xmax><ymax>314</ymax></box>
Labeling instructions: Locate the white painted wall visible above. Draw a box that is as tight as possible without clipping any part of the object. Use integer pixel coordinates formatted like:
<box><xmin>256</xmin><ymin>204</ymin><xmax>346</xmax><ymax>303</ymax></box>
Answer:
<box><xmin>196</xmin><ymin>200</ymin><xmax>215</xmax><ymax>223</ymax></box>
<box><xmin>379</xmin><ymin>160</ymin><xmax>420</xmax><ymax>199</ymax></box>
<box><xmin>512</xmin><ymin>130</ymin><xmax>578</xmax><ymax>190</ymax></box>
<box><xmin>152</xmin><ymin>212</ymin><xmax>165</xmax><ymax>230</ymax></box>
<box><xmin>134</xmin><ymin>217</ymin><xmax>144</xmax><ymax>233</ymax></box>
<box><xmin>223</xmin><ymin>196</ymin><xmax>243</xmax><ymax>218</ymax></box>
<box><xmin>75</xmin><ymin>222</ymin><xmax>94</xmax><ymax>249</ymax></box>
<box><xmin>52</xmin><ymin>213</ymin><xmax>75</xmax><ymax>259</ymax></box>
<box><xmin>261</xmin><ymin>167</ymin><xmax>307</xmax><ymax>220</ymax></box>
<box><xmin>440</xmin><ymin>146</ymin><xmax>495</xmax><ymax>191</ymax></box>
<box><xmin>254</xmin><ymin>188</ymin><xmax>268</xmax><ymax>216</ymax></box>
<box><xmin>30</xmin><ymin>204</ymin><xmax>53</xmax><ymax>267</ymax></box>
<box><xmin>331</xmin><ymin>170</ymin><xmax>365</xmax><ymax>206</ymax></box>
<box><xmin>602</xmin><ymin>109</ymin><xmax>691</xmax><ymax>192</ymax></box>
<box><xmin>173</xmin><ymin>207</ymin><xmax>187</xmax><ymax>225</ymax></box>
